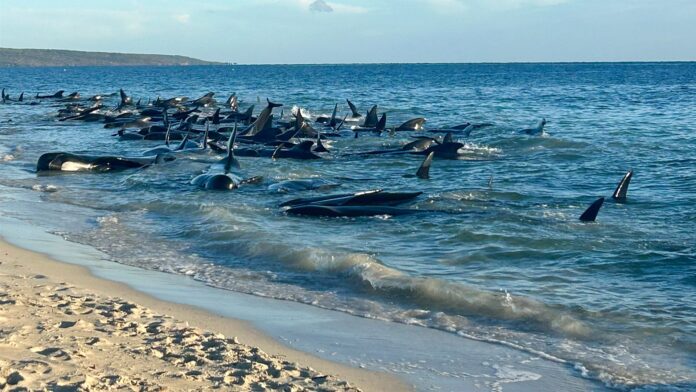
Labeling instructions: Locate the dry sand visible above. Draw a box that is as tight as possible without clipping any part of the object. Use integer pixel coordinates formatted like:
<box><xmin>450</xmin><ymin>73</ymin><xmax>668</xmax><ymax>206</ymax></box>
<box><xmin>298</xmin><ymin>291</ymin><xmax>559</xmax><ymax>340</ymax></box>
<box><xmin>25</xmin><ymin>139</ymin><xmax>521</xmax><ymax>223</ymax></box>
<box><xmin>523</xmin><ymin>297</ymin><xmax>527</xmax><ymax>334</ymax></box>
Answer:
<box><xmin>0</xmin><ymin>239</ymin><xmax>409</xmax><ymax>391</ymax></box>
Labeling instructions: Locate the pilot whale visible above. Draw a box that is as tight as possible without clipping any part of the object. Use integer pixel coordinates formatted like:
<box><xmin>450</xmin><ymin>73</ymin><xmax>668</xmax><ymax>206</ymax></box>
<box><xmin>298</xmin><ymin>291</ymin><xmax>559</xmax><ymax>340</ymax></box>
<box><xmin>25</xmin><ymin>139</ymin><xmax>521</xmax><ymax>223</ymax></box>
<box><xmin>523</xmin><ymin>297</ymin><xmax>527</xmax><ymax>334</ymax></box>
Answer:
<box><xmin>35</xmin><ymin>90</ymin><xmax>65</xmax><ymax>99</ymax></box>
<box><xmin>37</xmin><ymin>153</ymin><xmax>173</xmax><ymax>172</ymax></box>
<box><xmin>285</xmin><ymin>205</ymin><xmax>421</xmax><ymax>217</ymax></box>
<box><xmin>191</xmin><ymin>123</ymin><xmax>262</xmax><ymax>190</ymax></box>
<box><xmin>280</xmin><ymin>189</ymin><xmax>422</xmax><ymax>208</ymax></box>
<box><xmin>519</xmin><ymin>118</ymin><xmax>546</xmax><ymax>135</ymax></box>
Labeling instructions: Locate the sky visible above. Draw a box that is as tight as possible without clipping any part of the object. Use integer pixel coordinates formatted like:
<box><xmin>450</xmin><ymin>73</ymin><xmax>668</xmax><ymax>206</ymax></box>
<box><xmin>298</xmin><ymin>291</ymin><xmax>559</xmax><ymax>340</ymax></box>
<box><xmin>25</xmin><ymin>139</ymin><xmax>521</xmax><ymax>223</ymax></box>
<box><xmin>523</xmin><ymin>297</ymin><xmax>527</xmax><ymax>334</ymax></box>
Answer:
<box><xmin>0</xmin><ymin>0</ymin><xmax>695</xmax><ymax>64</ymax></box>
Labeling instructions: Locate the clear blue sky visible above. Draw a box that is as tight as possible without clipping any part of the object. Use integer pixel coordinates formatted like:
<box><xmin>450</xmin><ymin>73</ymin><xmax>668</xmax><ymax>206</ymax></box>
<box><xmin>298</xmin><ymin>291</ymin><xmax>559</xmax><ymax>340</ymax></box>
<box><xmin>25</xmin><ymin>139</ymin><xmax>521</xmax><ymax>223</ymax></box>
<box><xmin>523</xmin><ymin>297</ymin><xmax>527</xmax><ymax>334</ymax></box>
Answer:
<box><xmin>1</xmin><ymin>0</ymin><xmax>694</xmax><ymax>63</ymax></box>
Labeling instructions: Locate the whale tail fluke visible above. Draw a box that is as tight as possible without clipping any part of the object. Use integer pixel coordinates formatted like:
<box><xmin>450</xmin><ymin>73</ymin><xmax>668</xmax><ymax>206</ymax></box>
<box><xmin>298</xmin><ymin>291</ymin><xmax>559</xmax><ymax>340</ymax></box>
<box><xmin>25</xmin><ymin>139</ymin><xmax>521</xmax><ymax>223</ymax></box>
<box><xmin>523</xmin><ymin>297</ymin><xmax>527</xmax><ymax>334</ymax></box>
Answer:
<box><xmin>612</xmin><ymin>170</ymin><xmax>633</xmax><ymax>202</ymax></box>
<box><xmin>416</xmin><ymin>152</ymin><xmax>435</xmax><ymax>179</ymax></box>
<box><xmin>267</xmin><ymin>98</ymin><xmax>283</xmax><ymax>109</ymax></box>
<box><xmin>463</xmin><ymin>124</ymin><xmax>475</xmax><ymax>138</ymax></box>
<box><xmin>579</xmin><ymin>197</ymin><xmax>605</xmax><ymax>222</ymax></box>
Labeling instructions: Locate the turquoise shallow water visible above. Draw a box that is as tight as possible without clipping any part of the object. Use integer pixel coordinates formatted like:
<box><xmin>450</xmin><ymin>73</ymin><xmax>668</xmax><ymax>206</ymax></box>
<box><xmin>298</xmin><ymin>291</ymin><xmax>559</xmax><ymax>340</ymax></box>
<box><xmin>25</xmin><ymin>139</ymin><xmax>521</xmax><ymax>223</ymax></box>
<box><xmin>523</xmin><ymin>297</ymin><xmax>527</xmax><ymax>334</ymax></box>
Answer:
<box><xmin>0</xmin><ymin>63</ymin><xmax>694</xmax><ymax>390</ymax></box>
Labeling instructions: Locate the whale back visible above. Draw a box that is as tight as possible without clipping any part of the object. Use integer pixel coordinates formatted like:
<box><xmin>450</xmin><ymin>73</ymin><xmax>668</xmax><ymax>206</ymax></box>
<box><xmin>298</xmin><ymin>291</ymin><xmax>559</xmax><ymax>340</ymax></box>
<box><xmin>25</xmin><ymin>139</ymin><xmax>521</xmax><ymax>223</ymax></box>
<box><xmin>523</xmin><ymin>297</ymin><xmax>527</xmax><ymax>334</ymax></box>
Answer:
<box><xmin>398</xmin><ymin>118</ymin><xmax>426</xmax><ymax>131</ymax></box>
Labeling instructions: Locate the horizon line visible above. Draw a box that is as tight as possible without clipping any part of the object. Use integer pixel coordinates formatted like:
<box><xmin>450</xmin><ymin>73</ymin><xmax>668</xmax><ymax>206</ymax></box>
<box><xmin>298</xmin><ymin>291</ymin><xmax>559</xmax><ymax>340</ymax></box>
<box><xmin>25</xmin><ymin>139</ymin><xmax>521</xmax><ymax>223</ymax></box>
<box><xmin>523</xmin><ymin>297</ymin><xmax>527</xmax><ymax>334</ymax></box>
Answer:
<box><xmin>1</xmin><ymin>47</ymin><xmax>695</xmax><ymax>66</ymax></box>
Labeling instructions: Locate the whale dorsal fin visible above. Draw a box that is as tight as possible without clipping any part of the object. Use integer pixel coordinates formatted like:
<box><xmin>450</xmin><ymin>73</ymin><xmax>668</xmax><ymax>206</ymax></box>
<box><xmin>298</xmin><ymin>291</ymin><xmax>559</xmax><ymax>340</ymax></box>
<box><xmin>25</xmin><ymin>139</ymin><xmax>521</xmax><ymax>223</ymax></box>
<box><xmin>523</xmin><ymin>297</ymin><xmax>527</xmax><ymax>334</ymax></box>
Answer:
<box><xmin>294</xmin><ymin>108</ymin><xmax>304</xmax><ymax>131</ymax></box>
<box><xmin>364</xmin><ymin>105</ymin><xmax>378</xmax><ymax>127</ymax></box>
<box><xmin>376</xmin><ymin>113</ymin><xmax>387</xmax><ymax>132</ymax></box>
<box><xmin>612</xmin><ymin>170</ymin><xmax>633</xmax><ymax>202</ymax></box>
<box><xmin>175</xmin><ymin>134</ymin><xmax>189</xmax><ymax>151</ymax></box>
<box><xmin>228</xmin><ymin>94</ymin><xmax>238</xmax><ymax>111</ymax></box>
<box><xmin>347</xmin><ymin>99</ymin><xmax>360</xmax><ymax>117</ymax></box>
<box><xmin>271</xmin><ymin>143</ymin><xmax>284</xmax><ymax>159</ymax></box>
<box><xmin>162</xmin><ymin>108</ymin><xmax>169</xmax><ymax>128</ymax></box>
<box><xmin>579</xmin><ymin>197</ymin><xmax>605</xmax><ymax>222</ymax></box>
<box><xmin>242</xmin><ymin>104</ymin><xmax>274</xmax><ymax>136</ymax></box>
<box><xmin>329</xmin><ymin>103</ymin><xmax>338</xmax><ymax>126</ymax></box>
<box><xmin>336</xmin><ymin>114</ymin><xmax>348</xmax><ymax>131</ymax></box>
<box><xmin>212</xmin><ymin>108</ymin><xmax>220</xmax><ymax>125</ymax></box>
<box><xmin>416</xmin><ymin>152</ymin><xmax>435</xmax><ymax>179</ymax></box>
<box><xmin>243</xmin><ymin>104</ymin><xmax>254</xmax><ymax>118</ymax></box>
<box><xmin>164</xmin><ymin>122</ymin><xmax>171</xmax><ymax>147</ymax></box>
<box><xmin>202</xmin><ymin>121</ymin><xmax>210</xmax><ymax>150</ymax></box>
<box><xmin>223</xmin><ymin>121</ymin><xmax>239</xmax><ymax>173</ymax></box>
<box><xmin>443</xmin><ymin>132</ymin><xmax>453</xmax><ymax>144</ymax></box>
<box><xmin>315</xmin><ymin>130</ymin><xmax>329</xmax><ymax>153</ymax></box>
<box><xmin>119</xmin><ymin>89</ymin><xmax>128</xmax><ymax>104</ymax></box>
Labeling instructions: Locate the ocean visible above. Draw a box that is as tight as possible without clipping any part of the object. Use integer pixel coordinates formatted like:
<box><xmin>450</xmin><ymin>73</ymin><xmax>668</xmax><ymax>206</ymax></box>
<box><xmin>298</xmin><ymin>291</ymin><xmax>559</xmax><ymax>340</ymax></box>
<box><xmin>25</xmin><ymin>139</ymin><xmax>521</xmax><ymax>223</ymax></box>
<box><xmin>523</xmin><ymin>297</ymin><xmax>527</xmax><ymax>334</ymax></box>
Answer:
<box><xmin>0</xmin><ymin>63</ymin><xmax>694</xmax><ymax>390</ymax></box>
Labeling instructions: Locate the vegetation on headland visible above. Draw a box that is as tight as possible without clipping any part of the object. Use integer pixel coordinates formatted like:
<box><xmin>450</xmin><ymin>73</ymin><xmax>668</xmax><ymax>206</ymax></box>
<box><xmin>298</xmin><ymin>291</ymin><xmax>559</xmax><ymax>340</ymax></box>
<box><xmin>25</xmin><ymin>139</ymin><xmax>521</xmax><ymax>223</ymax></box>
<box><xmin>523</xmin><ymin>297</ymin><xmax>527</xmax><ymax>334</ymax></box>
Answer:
<box><xmin>0</xmin><ymin>48</ymin><xmax>221</xmax><ymax>67</ymax></box>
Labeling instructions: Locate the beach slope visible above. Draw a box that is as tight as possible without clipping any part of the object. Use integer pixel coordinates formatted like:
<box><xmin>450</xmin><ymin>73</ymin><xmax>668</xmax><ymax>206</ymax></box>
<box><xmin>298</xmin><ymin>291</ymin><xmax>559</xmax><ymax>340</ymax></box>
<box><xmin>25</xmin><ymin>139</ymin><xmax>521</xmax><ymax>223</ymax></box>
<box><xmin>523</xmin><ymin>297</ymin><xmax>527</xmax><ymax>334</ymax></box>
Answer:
<box><xmin>0</xmin><ymin>239</ymin><xmax>407</xmax><ymax>391</ymax></box>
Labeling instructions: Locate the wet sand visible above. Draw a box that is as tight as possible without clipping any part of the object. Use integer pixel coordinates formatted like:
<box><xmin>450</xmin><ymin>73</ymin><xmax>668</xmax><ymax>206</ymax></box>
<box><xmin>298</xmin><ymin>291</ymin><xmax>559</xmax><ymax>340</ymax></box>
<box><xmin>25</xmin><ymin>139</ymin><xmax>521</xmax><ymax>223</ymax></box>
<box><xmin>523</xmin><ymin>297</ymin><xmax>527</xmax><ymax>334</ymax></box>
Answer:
<box><xmin>0</xmin><ymin>238</ymin><xmax>408</xmax><ymax>391</ymax></box>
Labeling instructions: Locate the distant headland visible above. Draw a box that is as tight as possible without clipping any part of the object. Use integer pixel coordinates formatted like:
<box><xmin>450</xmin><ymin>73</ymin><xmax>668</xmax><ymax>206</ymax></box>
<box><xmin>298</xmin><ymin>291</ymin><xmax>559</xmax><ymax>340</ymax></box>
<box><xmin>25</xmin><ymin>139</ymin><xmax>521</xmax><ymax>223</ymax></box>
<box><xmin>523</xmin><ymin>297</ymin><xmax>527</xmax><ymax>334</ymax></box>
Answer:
<box><xmin>0</xmin><ymin>48</ymin><xmax>222</xmax><ymax>67</ymax></box>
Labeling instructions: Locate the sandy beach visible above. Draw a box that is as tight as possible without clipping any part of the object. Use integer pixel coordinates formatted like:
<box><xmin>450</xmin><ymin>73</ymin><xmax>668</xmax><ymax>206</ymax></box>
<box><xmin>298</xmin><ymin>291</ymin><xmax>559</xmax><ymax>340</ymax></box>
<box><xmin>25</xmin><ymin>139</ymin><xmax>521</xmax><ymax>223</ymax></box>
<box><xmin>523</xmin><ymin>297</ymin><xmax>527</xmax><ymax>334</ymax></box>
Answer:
<box><xmin>0</xmin><ymin>238</ymin><xmax>408</xmax><ymax>391</ymax></box>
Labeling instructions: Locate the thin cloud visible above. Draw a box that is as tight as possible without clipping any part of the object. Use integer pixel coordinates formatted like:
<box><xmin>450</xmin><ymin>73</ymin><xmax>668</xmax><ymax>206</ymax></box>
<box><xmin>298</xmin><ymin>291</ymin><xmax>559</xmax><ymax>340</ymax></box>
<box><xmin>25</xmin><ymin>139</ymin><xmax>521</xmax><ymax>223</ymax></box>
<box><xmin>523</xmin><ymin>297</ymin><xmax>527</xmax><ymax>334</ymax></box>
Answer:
<box><xmin>299</xmin><ymin>0</ymin><xmax>368</xmax><ymax>14</ymax></box>
<box><xmin>173</xmin><ymin>14</ymin><xmax>191</xmax><ymax>24</ymax></box>
<box><xmin>330</xmin><ymin>3</ymin><xmax>368</xmax><ymax>14</ymax></box>
<box><xmin>488</xmin><ymin>0</ymin><xmax>569</xmax><ymax>9</ymax></box>
<box><xmin>427</xmin><ymin>0</ymin><xmax>568</xmax><ymax>13</ymax></box>
<box><xmin>309</xmin><ymin>0</ymin><xmax>333</xmax><ymax>12</ymax></box>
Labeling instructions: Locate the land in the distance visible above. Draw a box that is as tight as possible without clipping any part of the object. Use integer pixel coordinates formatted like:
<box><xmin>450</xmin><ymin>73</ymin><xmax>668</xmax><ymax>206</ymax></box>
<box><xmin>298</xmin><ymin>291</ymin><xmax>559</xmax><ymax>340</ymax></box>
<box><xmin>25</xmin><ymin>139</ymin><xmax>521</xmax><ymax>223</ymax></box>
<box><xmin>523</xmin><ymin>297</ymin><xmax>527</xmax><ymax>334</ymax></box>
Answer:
<box><xmin>0</xmin><ymin>48</ymin><xmax>221</xmax><ymax>67</ymax></box>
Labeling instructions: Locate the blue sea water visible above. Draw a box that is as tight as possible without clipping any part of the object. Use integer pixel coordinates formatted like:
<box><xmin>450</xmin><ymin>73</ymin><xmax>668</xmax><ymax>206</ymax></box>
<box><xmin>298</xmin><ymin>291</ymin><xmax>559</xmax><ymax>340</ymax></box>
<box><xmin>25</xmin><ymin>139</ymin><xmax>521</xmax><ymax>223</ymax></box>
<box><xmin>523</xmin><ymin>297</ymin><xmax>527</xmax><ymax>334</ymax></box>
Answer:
<box><xmin>0</xmin><ymin>63</ymin><xmax>694</xmax><ymax>390</ymax></box>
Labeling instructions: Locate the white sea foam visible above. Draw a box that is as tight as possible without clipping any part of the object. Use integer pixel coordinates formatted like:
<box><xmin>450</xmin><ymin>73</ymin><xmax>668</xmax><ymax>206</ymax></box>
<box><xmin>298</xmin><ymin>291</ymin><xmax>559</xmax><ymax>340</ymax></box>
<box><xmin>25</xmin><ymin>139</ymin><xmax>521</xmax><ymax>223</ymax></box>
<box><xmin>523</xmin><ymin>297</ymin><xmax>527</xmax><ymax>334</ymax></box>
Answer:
<box><xmin>31</xmin><ymin>184</ymin><xmax>59</xmax><ymax>193</ymax></box>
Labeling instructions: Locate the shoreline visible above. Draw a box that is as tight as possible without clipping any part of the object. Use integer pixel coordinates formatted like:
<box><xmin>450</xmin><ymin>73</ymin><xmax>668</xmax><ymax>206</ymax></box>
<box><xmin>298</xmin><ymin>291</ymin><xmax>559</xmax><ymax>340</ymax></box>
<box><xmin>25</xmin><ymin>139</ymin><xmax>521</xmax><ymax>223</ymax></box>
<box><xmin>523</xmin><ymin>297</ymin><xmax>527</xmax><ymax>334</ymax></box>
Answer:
<box><xmin>0</xmin><ymin>213</ymin><xmax>608</xmax><ymax>391</ymax></box>
<box><xmin>0</xmin><ymin>236</ymin><xmax>408</xmax><ymax>391</ymax></box>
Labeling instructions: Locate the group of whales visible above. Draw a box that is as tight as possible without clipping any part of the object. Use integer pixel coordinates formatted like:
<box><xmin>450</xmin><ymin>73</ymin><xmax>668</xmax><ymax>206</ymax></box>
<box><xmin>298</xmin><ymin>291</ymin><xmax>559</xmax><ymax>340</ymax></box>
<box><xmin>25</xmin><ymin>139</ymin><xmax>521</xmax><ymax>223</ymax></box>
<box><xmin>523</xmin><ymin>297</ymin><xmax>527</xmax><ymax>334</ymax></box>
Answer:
<box><xmin>3</xmin><ymin>87</ymin><xmax>632</xmax><ymax>221</ymax></box>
